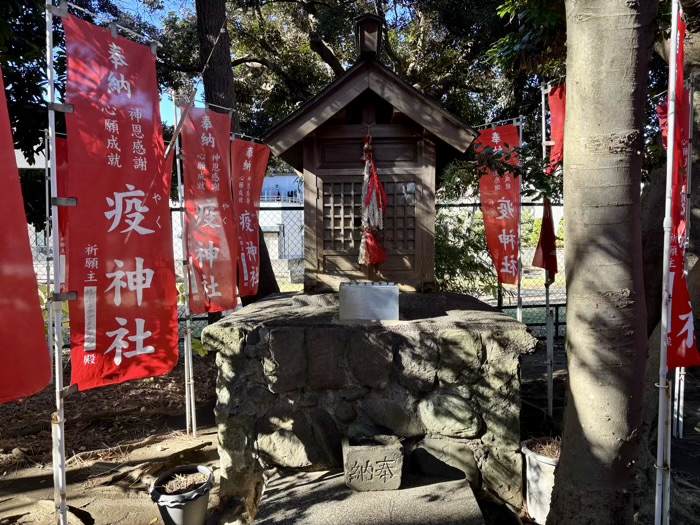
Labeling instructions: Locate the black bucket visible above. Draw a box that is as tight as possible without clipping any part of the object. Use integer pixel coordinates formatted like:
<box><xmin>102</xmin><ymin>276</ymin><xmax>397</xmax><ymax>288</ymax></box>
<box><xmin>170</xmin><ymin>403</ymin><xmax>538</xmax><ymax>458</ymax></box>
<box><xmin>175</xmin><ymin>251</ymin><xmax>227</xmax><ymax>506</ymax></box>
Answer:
<box><xmin>150</xmin><ymin>464</ymin><xmax>214</xmax><ymax>525</ymax></box>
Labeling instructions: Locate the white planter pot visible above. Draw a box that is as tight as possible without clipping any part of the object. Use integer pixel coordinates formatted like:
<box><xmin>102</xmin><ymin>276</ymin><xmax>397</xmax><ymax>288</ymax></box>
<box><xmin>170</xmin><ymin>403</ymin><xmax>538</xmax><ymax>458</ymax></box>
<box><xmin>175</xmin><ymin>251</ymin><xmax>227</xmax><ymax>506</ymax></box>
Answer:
<box><xmin>522</xmin><ymin>439</ymin><xmax>558</xmax><ymax>524</ymax></box>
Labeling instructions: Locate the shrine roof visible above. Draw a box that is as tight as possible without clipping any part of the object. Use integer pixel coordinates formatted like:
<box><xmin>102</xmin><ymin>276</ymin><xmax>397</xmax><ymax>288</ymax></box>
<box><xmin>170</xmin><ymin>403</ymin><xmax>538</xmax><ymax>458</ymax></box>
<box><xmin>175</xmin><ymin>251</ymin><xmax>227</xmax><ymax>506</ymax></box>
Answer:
<box><xmin>262</xmin><ymin>59</ymin><xmax>478</xmax><ymax>169</ymax></box>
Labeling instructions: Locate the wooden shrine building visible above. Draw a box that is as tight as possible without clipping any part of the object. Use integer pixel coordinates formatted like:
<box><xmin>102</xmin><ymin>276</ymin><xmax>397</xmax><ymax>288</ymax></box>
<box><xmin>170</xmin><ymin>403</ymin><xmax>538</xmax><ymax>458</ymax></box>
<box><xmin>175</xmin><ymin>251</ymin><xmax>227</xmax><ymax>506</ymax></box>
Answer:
<box><xmin>263</xmin><ymin>14</ymin><xmax>478</xmax><ymax>293</ymax></box>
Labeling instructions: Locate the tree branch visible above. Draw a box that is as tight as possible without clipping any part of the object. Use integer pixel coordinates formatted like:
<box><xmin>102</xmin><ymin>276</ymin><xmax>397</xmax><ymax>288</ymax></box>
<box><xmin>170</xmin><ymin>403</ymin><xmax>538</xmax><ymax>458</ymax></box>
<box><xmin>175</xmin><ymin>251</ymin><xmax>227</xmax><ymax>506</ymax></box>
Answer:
<box><xmin>309</xmin><ymin>36</ymin><xmax>345</xmax><ymax>77</ymax></box>
<box><xmin>159</xmin><ymin>56</ymin><xmax>202</xmax><ymax>73</ymax></box>
<box><xmin>375</xmin><ymin>2</ymin><xmax>404</xmax><ymax>75</ymax></box>
<box><xmin>231</xmin><ymin>56</ymin><xmax>312</xmax><ymax>99</ymax></box>
<box><xmin>259</xmin><ymin>0</ymin><xmax>331</xmax><ymax>10</ymax></box>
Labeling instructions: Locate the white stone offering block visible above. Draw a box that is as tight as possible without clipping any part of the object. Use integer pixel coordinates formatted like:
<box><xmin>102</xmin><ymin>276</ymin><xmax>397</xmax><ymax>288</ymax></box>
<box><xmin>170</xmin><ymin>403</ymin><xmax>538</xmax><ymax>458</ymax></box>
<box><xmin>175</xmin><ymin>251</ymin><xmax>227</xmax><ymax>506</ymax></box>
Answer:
<box><xmin>339</xmin><ymin>282</ymin><xmax>399</xmax><ymax>321</ymax></box>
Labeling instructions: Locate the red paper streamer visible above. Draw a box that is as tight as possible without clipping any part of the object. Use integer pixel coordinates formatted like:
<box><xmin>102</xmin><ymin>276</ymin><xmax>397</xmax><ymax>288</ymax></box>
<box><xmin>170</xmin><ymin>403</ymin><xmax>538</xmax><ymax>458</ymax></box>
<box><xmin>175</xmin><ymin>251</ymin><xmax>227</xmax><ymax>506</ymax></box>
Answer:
<box><xmin>0</xmin><ymin>66</ymin><xmax>52</xmax><ymax>404</ymax></box>
<box><xmin>231</xmin><ymin>139</ymin><xmax>270</xmax><ymax>296</ymax></box>
<box><xmin>361</xmin><ymin>139</ymin><xmax>388</xmax><ymax>265</ymax></box>
<box><xmin>182</xmin><ymin>108</ymin><xmax>238</xmax><ymax>313</ymax></box>
<box><xmin>63</xmin><ymin>15</ymin><xmax>178</xmax><ymax>390</ymax></box>
<box><xmin>476</xmin><ymin>124</ymin><xmax>521</xmax><ymax>285</ymax></box>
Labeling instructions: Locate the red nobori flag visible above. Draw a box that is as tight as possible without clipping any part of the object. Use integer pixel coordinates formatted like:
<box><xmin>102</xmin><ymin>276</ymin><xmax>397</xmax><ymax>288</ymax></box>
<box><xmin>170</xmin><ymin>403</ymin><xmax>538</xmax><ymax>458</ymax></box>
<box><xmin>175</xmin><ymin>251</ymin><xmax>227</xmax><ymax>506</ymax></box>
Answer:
<box><xmin>532</xmin><ymin>197</ymin><xmax>558</xmax><ymax>280</ymax></box>
<box><xmin>547</xmin><ymin>85</ymin><xmax>566</xmax><ymax>174</ymax></box>
<box><xmin>0</xmin><ymin>66</ymin><xmax>51</xmax><ymax>404</ymax></box>
<box><xmin>667</xmin><ymin>12</ymin><xmax>699</xmax><ymax>368</ymax></box>
<box><xmin>532</xmin><ymin>85</ymin><xmax>565</xmax><ymax>281</ymax></box>
<box><xmin>656</xmin><ymin>101</ymin><xmax>669</xmax><ymax>148</ymax></box>
<box><xmin>181</xmin><ymin>108</ymin><xmax>238</xmax><ymax>313</ymax></box>
<box><xmin>475</xmin><ymin>124</ymin><xmax>521</xmax><ymax>285</ymax></box>
<box><xmin>231</xmin><ymin>139</ymin><xmax>270</xmax><ymax>296</ymax></box>
<box><xmin>63</xmin><ymin>15</ymin><xmax>178</xmax><ymax>390</ymax></box>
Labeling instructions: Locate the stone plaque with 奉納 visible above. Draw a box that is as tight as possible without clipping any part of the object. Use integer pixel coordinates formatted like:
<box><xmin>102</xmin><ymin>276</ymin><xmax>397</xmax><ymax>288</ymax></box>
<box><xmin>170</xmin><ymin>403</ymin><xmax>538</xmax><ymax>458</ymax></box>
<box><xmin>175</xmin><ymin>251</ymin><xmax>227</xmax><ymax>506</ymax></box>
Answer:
<box><xmin>342</xmin><ymin>437</ymin><xmax>403</xmax><ymax>491</ymax></box>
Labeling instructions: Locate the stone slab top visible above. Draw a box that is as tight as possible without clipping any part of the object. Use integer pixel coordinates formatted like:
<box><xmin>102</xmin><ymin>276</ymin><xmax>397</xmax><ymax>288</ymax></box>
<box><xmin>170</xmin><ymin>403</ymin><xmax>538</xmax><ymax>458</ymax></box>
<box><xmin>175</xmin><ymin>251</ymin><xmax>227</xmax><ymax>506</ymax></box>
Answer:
<box><xmin>254</xmin><ymin>469</ymin><xmax>485</xmax><ymax>525</ymax></box>
<box><xmin>209</xmin><ymin>292</ymin><xmax>536</xmax><ymax>356</ymax></box>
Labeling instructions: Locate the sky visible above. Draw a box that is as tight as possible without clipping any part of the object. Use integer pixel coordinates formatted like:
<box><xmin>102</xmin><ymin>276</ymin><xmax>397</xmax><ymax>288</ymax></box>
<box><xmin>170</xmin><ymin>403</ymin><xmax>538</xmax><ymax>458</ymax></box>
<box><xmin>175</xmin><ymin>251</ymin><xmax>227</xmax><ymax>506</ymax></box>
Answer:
<box><xmin>112</xmin><ymin>0</ymin><xmax>199</xmax><ymax>125</ymax></box>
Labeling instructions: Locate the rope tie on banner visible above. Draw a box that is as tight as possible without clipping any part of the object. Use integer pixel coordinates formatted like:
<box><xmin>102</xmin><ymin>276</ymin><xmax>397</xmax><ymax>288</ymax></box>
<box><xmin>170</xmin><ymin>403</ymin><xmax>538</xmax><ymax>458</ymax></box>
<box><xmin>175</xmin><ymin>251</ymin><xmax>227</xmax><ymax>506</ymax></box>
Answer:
<box><xmin>476</xmin><ymin>117</ymin><xmax>523</xmax><ymax>130</ymax></box>
<box><xmin>358</xmin><ymin>125</ymin><xmax>388</xmax><ymax>266</ymax></box>
<box><xmin>233</xmin><ymin>132</ymin><xmax>265</xmax><ymax>144</ymax></box>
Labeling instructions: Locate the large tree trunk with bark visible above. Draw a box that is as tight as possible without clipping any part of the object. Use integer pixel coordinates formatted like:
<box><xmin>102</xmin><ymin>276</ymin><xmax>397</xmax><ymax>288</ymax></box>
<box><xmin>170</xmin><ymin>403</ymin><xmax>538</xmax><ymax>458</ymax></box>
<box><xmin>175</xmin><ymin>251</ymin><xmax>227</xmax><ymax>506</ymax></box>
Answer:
<box><xmin>547</xmin><ymin>1</ymin><xmax>657</xmax><ymax>523</ymax></box>
<box><xmin>195</xmin><ymin>0</ymin><xmax>280</xmax><ymax>312</ymax></box>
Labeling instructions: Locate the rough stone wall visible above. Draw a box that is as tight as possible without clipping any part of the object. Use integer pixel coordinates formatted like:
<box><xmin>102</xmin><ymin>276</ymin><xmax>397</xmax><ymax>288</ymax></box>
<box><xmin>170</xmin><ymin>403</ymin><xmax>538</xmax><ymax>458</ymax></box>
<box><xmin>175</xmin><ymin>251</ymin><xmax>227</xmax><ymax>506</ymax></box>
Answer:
<box><xmin>202</xmin><ymin>293</ymin><xmax>536</xmax><ymax>519</ymax></box>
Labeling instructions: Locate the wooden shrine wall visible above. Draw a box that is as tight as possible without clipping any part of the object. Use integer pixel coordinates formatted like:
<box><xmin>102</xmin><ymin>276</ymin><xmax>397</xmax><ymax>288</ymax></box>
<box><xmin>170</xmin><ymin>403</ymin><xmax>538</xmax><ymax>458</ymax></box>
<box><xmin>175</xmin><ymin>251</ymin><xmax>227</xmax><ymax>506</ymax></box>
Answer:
<box><xmin>303</xmin><ymin>123</ymin><xmax>436</xmax><ymax>292</ymax></box>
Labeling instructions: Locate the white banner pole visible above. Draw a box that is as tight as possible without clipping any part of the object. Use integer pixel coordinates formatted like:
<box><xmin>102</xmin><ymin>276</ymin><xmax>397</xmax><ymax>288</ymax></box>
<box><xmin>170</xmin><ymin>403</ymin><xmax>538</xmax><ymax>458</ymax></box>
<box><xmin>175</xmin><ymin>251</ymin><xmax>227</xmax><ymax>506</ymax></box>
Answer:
<box><xmin>540</xmin><ymin>85</ymin><xmax>555</xmax><ymax>418</ymax></box>
<box><xmin>173</xmin><ymin>97</ymin><xmax>197</xmax><ymax>436</ymax></box>
<box><xmin>545</xmin><ymin>279</ymin><xmax>553</xmax><ymax>417</ymax></box>
<box><xmin>656</xmin><ymin>1</ymin><xmax>680</xmax><ymax>523</ymax></box>
<box><xmin>45</xmin><ymin>2</ymin><xmax>68</xmax><ymax>524</ymax></box>
<box><xmin>517</xmin><ymin>116</ymin><xmax>524</xmax><ymax>323</ymax></box>
<box><xmin>44</xmin><ymin>129</ymin><xmax>54</xmax><ymax>382</ymax></box>
<box><xmin>173</xmin><ymin>99</ymin><xmax>192</xmax><ymax>435</ymax></box>
<box><xmin>673</xmin><ymin>370</ymin><xmax>680</xmax><ymax>437</ymax></box>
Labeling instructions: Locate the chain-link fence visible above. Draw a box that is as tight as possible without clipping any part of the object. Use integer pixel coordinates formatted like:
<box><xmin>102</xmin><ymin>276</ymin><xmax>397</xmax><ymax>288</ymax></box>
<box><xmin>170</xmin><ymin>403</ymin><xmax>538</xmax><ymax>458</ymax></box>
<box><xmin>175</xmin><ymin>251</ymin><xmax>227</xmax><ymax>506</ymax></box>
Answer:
<box><xmin>436</xmin><ymin>202</ymin><xmax>566</xmax><ymax>339</ymax></box>
<box><xmin>258</xmin><ymin>197</ymin><xmax>304</xmax><ymax>293</ymax></box>
<box><xmin>30</xmin><ymin>198</ymin><xmax>564</xmax><ymax>342</ymax></box>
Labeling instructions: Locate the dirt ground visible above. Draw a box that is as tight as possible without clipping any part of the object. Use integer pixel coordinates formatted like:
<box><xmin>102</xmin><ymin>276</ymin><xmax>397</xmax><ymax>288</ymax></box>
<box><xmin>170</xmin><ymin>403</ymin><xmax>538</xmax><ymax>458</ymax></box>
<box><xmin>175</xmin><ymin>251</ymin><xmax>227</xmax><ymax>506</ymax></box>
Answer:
<box><xmin>0</xmin><ymin>350</ymin><xmax>220</xmax><ymax>525</ymax></box>
<box><xmin>1</xmin><ymin>340</ymin><xmax>699</xmax><ymax>524</ymax></box>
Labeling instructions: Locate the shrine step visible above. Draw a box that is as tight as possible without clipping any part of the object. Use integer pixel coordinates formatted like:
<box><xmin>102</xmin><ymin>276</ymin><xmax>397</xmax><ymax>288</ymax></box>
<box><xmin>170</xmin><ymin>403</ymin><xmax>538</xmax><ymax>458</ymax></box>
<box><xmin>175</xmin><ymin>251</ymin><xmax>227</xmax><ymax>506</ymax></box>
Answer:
<box><xmin>254</xmin><ymin>469</ymin><xmax>485</xmax><ymax>525</ymax></box>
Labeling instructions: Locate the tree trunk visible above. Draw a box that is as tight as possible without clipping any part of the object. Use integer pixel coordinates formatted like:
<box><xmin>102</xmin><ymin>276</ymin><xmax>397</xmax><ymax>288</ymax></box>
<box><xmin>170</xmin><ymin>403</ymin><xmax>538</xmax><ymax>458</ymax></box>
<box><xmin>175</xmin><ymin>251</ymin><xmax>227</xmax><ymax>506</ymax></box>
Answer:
<box><xmin>195</xmin><ymin>0</ymin><xmax>280</xmax><ymax>311</ymax></box>
<box><xmin>547</xmin><ymin>1</ymin><xmax>657</xmax><ymax>524</ymax></box>
<box><xmin>195</xmin><ymin>0</ymin><xmax>238</xmax><ymax>131</ymax></box>
<box><xmin>641</xmin><ymin>166</ymin><xmax>666</xmax><ymax>337</ymax></box>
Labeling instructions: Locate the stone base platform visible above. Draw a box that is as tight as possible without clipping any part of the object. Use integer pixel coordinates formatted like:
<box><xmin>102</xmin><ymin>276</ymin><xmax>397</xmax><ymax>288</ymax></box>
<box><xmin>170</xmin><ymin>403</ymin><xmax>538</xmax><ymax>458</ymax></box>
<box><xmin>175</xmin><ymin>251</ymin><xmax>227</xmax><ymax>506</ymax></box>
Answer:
<box><xmin>254</xmin><ymin>469</ymin><xmax>485</xmax><ymax>525</ymax></box>
<box><xmin>204</xmin><ymin>292</ymin><xmax>537</xmax><ymax>519</ymax></box>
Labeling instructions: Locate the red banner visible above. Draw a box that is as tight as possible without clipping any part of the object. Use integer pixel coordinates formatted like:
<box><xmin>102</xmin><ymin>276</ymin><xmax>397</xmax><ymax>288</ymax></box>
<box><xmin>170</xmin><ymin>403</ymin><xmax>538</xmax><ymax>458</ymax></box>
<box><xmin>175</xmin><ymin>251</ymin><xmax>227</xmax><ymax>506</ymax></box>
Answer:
<box><xmin>475</xmin><ymin>124</ymin><xmax>521</xmax><ymax>285</ymax></box>
<box><xmin>666</xmin><ymin>13</ymin><xmax>699</xmax><ymax>368</ymax></box>
<box><xmin>63</xmin><ymin>15</ymin><xmax>178</xmax><ymax>390</ymax></box>
<box><xmin>657</xmin><ymin>102</ymin><xmax>669</xmax><ymax>148</ymax></box>
<box><xmin>547</xmin><ymin>85</ymin><xmax>566</xmax><ymax>174</ymax></box>
<box><xmin>231</xmin><ymin>139</ymin><xmax>270</xmax><ymax>296</ymax></box>
<box><xmin>532</xmin><ymin>197</ymin><xmax>558</xmax><ymax>280</ymax></box>
<box><xmin>181</xmin><ymin>108</ymin><xmax>237</xmax><ymax>313</ymax></box>
<box><xmin>532</xmin><ymin>85</ymin><xmax>566</xmax><ymax>281</ymax></box>
<box><xmin>0</xmin><ymin>66</ymin><xmax>52</xmax><ymax>403</ymax></box>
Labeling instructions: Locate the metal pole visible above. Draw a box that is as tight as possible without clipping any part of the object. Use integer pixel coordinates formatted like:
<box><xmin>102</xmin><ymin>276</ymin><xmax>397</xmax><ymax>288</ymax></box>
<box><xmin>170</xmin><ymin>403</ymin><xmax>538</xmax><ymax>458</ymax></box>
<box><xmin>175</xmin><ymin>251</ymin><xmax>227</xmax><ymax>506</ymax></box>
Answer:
<box><xmin>546</xmin><ymin>279</ymin><xmax>553</xmax><ymax>417</ymax></box>
<box><xmin>656</xmin><ymin>1</ymin><xmax>680</xmax><ymax>522</ymax></box>
<box><xmin>45</xmin><ymin>3</ymin><xmax>68</xmax><ymax>524</ymax></box>
<box><xmin>541</xmin><ymin>86</ymin><xmax>554</xmax><ymax>418</ymax></box>
<box><xmin>664</xmin><ymin>382</ymin><xmax>673</xmax><ymax>524</ymax></box>
<box><xmin>679</xmin><ymin>367</ymin><xmax>686</xmax><ymax>438</ymax></box>
<box><xmin>673</xmin><ymin>370</ymin><xmax>680</xmax><ymax>437</ymax></box>
<box><xmin>541</xmin><ymin>85</ymin><xmax>548</xmax><ymax>162</ymax></box>
<box><xmin>173</xmin><ymin>98</ymin><xmax>197</xmax><ymax>436</ymax></box>
<box><xmin>517</xmin><ymin>116</ymin><xmax>523</xmax><ymax>323</ymax></box>
<box><xmin>44</xmin><ymin>129</ymin><xmax>54</xmax><ymax>381</ymax></box>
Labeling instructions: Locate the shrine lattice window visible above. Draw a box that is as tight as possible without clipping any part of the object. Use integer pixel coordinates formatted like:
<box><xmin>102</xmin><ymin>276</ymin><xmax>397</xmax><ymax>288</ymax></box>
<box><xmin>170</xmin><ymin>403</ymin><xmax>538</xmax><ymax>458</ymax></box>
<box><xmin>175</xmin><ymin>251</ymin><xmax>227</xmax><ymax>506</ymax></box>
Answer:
<box><xmin>321</xmin><ymin>180</ymin><xmax>417</xmax><ymax>253</ymax></box>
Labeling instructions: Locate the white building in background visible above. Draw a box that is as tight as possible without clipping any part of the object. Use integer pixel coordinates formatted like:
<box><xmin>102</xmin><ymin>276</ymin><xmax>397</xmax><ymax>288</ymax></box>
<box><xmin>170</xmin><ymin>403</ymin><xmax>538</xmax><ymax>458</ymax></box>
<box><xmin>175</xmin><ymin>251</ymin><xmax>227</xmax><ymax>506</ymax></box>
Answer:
<box><xmin>259</xmin><ymin>173</ymin><xmax>304</xmax><ymax>285</ymax></box>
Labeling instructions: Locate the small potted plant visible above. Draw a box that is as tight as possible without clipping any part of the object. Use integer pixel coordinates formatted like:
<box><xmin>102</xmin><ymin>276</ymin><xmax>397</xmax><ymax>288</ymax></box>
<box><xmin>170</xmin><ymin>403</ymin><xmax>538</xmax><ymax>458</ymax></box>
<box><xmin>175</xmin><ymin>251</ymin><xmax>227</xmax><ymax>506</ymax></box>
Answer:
<box><xmin>521</xmin><ymin>437</ymin><xmax>560</xmax><ymax>524</ymax></box>
<box><xmin>150</xmin><ymin>464</ymin><xmax>214</xmax><ymax>525</ymax></box>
